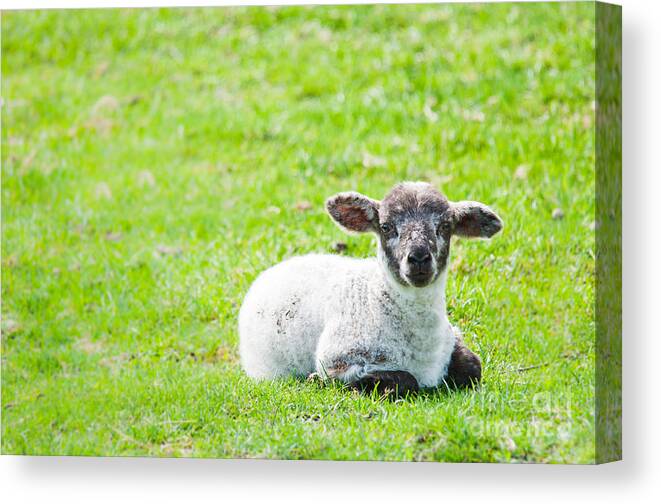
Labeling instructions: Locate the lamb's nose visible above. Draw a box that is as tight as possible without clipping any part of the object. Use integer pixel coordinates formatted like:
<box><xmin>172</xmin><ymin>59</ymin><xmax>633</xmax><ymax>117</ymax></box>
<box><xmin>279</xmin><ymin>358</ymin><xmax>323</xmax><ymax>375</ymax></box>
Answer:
<box><xmin>407</xmin><ymin>249</ymin><xmax>431</xmax><ymax>266</ymax></box>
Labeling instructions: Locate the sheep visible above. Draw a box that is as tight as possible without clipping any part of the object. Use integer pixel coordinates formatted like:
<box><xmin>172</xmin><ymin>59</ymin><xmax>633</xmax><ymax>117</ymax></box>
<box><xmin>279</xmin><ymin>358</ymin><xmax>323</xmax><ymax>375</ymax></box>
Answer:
<box><xmin>239</xmin><ymin>182</ymin><xmax>502</xmax><ymax>397</ymax></box>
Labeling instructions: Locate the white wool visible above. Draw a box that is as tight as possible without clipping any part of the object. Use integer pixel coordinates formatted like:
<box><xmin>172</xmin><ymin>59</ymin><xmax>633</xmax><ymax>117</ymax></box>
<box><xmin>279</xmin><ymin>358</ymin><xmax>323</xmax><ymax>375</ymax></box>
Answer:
<box><xmin>239</xmin><ymin>253</ymin><xmax>457</xmax><ymax>388</ymax></box>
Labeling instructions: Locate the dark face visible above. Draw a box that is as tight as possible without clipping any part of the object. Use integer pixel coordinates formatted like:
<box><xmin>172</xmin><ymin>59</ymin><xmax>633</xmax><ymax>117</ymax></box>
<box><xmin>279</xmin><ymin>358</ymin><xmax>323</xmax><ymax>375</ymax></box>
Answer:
<box><xmin>326</xmin><ymin>182</ymin><xmax>503</xmax><ymax>289</ymax></box>
<box><xmin>377</xmin><ymin>183</ymin><xmax>452</xmax><ymax>287</ymax></box>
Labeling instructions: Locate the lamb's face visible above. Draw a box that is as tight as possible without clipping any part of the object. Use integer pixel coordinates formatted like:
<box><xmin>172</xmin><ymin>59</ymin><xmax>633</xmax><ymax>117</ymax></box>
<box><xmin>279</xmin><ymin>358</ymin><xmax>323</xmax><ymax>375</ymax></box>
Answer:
<box><xmin>377</xmin><ymin>183</ymin><xmax>452</xmax><ymax>287</ymax></box>
<box><xmin>326</xmin><ymin>182</ymin><xmax>503</xmax><ymax>289</ymax></box>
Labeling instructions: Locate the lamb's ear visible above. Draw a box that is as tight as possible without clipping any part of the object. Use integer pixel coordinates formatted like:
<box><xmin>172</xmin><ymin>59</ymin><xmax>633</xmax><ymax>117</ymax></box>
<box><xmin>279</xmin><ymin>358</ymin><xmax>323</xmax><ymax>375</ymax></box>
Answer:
<box><xmin>451</xmin><ymin>201</ymin><xmax>503</xmax><ymax>238</ymax></box>
<box><xmin>326</xmin><ymin>192</ymin><xmax>380</xmax><ymax>233</ymax></box>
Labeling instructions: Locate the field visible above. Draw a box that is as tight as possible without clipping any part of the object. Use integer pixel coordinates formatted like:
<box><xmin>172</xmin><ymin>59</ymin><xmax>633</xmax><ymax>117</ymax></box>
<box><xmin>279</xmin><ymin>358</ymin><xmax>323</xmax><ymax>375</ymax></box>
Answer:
<box><xmin>1</xmin><ymin>3</ymin><xmax>597</xmax><ymax>462</ymax></box>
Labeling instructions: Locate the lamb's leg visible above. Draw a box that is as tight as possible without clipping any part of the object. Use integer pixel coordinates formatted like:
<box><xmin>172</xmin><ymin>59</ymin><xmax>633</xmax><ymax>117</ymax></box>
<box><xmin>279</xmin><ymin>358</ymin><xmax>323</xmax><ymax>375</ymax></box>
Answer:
<box><xmin>349</xmin><ymin>370</ymin><xmax>419</xmax><ymax>398</ymax></box>
<box><xmin>445</xmin><ymin>339</ymin><xmax>482</xmax><ymax>389</ymax></box>
<box><xmin>315</xmin><ymin>332</ymin><xmax>419</xmax><ymax>398</ymax></box>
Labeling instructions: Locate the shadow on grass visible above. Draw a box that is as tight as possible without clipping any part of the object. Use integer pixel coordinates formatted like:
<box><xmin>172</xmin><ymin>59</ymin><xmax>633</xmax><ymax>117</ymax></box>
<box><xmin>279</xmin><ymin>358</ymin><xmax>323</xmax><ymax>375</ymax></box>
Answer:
<box><xmin>283</xmin><ymin>374</ymin><xmax>480</xmax><ymax>404</ymax></box>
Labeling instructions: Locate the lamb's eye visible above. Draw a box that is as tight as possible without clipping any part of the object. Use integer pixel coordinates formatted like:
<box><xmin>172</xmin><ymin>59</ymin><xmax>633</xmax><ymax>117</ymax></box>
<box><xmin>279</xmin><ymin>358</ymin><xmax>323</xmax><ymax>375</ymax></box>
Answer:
<box><xmin>438</xmin><ymin>221</ymin><xmax>451</xmax><ymax>234</ymax></box>
<box><xmin>380</xmin><ymin>223</ymin><xmax>395</xmax><ymax>235</ymax></box>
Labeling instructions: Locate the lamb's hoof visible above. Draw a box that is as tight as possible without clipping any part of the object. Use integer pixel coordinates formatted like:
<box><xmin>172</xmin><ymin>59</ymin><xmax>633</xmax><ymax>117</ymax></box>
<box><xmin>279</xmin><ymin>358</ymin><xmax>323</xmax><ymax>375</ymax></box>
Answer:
<box><xmin>445</xmin><ymin>344</ymin><xmax>482</xmax><ymax>389</ymax></box>
<box><xmin>350</xmin><ymin>370</ymin><xmax>419</xmax><ymax>399</ymax></box>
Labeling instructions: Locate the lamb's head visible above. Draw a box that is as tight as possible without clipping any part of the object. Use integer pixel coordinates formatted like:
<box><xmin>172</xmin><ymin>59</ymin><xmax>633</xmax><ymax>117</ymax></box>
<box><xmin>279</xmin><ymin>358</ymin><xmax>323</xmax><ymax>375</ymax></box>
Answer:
<box><xmin>326</xmin><ymin>182</ymin><xmax>503</xmax><ymax>288</ymax></box>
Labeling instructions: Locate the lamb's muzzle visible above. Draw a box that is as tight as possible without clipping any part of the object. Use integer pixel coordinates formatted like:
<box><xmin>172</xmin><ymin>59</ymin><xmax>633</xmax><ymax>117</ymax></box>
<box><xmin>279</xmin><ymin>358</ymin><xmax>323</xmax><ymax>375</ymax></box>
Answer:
<box><xmin>238</xmin><ymin>181</ymin><xmax>502</xmax><ymax>395</ymax></box>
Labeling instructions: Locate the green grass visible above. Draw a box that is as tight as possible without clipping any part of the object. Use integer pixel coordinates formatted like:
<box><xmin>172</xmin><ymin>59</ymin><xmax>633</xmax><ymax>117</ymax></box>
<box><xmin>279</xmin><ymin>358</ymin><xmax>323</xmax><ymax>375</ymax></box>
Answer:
<box><xmin>1</xmin><ymin>3</ymin><xmax>597</xmax><ymax>462</ymax></box>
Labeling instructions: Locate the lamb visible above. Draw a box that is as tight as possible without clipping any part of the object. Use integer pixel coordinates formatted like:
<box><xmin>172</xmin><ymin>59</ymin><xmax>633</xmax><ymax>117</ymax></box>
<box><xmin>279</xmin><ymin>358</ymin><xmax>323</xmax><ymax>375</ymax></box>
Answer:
<box><xmin>239</xmin><ymin>182</ymin><xmax>502</xmax><ymax>397</ymax></box>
